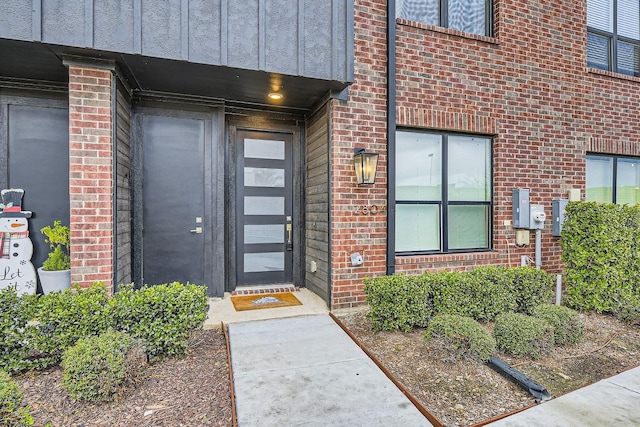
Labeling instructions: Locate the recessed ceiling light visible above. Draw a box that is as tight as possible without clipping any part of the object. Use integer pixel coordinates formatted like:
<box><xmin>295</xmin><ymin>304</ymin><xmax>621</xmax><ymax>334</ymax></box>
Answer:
<box><xmin>268</xmin><ymin>92</ymin><xmax>283</xmax><ymax>100</ymax></box>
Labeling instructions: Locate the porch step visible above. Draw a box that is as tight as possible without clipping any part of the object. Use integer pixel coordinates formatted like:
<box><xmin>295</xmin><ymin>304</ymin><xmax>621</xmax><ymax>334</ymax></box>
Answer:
<box><xmin>231</xmin><ymin>284</ymin><xmax>299</xmax><ymax>296</ymax></box>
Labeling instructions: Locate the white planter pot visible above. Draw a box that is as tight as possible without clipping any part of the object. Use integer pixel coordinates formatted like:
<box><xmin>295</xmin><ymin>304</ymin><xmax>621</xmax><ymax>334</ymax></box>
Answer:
<box><xmin>37</xmin><ymin>267</ymin><xmax>71</xmax><ymax>294</ymax></box>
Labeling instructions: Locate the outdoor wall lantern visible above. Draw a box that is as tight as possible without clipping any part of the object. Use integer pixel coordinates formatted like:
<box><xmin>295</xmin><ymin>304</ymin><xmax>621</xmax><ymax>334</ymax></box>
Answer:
<box><xmin>353</xmin><ymin>147</ymin><xmax>379</xmax><ymax>185</ymax></box>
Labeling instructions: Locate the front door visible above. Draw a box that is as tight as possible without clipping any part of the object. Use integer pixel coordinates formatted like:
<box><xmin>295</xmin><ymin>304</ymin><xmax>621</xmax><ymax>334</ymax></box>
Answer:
<box><xmin>236</xmin><ymin>131</ymin><xmax>293</xmax><ymax>286</ymax></box>
<box><xmin>142</xmin><ymin>114</ymin><xmax>209</xmax><ymax>287</ymax></box>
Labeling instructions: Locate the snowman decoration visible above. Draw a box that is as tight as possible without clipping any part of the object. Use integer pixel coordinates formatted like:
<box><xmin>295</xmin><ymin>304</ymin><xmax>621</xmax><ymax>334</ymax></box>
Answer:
<box><xmin>0</xmin><ymin>189</ymin><xmax>37</xmax><ymax>295</ymax></box>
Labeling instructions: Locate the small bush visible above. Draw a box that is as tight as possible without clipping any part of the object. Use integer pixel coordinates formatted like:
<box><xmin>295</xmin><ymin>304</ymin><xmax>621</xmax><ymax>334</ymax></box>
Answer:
<box><xmin>494</xmin><ymin>313</ymin><xmax>554</xmax><ymax>359</ymax></box>
<box><xmin>0</xmin><ymin>370</ymin><xmax>33</xmax><ymax>426</ymax></box>
<box><xmin>510</xmin><ymin>267</ymin><xmax>555</xmax><ymax>314</ymax></box>
<box><xmin>425</xmin><ymin>315</ymin><xmax>496</xmax><ymax>361</ymax></box>
<box><xmin>62</xmin><ymin>330</ymin><xmax>146</xmax><ymax>402</ymax></box>
<box><xmin>432</xmin><ymin>269</ymin><xmax>516</xmax><ymax>322</ymax></box>
<box><xmin>532</xmin><ymin>304</ymin><xmax>583</xmax><ymax>345</ymax></box>
<box><xmin>27</xmin><ymin>283</ymin><xmax>112</xmax><ymax>368</ymax></box>
<box><xmin>110</xmin><ymin>282</ymin><xmax>208</xmax><ymax>359</ymax></box>
<box><xmin>364</xmin><ymin>274</ymin><xmax>433</xmax><ymax>332</ymax></box>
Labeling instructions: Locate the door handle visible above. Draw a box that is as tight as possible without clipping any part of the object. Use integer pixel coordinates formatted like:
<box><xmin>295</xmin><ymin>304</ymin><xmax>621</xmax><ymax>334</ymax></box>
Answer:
<box><xmin>286</xmin><ymin>223</ymin><xmax>292</xmax><ymax>251</ymax></box>
<box><xmin>190</xmin><ymin>227</ymin><xmax>203</xmax><ymax>234</ymax></box>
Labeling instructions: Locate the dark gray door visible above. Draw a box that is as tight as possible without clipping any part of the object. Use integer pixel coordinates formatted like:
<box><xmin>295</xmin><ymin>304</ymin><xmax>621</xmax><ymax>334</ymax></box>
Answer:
<box><xmin>142</xmin><ymin>115</ymin><xmax>207</xmax><ymax>286</ymax></box>
<box><xmin>8</xmin><ymin>105</ymin><xmax>69</xmax><ymax>272</ymax></box>
<box><xmin>236</xmin><ymin>131</ymin><xmax>293</xmax><ymax>286</ymax></box>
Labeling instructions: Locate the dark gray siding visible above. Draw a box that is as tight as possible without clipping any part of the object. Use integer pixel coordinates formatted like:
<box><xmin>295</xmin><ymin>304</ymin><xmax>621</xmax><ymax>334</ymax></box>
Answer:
<box><xmin>1</xmin><ymin>0</ymin><xmax>353</xmax><ymax>83</ymax></box>
<box><xmin>115</xmin><ymin>80</ymin><xmax>132</xmax><ymax>285</ymax></box>
<box><xmin>305</xmin><ymin>103</ymin><xmax>330</xmax><ymax>304</ymax></box>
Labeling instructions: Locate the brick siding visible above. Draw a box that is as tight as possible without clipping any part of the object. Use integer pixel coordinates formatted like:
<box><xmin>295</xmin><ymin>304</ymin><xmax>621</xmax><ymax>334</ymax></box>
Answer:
<box><xmin>329</xmin><ymin>0</ymin><xmax>640</xmax><ymax>308</ymax></box>
<box><xmin>68</xmin><ymin>66</ymin><xmax>114</xmax><ymax>292</ymax></box>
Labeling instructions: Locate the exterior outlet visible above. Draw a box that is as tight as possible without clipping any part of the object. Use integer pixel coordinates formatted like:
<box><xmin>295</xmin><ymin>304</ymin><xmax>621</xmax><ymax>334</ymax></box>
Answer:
<box><xmin>310</xmin><ymin>261</ymin><xmax>317</xmax><ymax>273</ymax></box>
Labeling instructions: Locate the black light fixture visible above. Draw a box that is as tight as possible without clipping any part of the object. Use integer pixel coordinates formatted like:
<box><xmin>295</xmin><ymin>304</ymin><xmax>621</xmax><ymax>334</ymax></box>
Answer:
<box><xmin>353</xmin><ymin>147</ymin><xmax>379</xmax><ymax>185</ymax></box>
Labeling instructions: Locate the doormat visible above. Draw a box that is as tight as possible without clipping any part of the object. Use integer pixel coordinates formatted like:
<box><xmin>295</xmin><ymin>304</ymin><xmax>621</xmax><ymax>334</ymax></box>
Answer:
<box><xmin>231</xmin><ymin>292</ymin><xmax>302</xmax><ymax>312</ymax></box>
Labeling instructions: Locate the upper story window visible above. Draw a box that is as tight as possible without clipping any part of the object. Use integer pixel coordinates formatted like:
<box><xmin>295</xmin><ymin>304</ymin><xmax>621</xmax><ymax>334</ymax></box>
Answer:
<box><xmin>587</xmin><ymin>154</ymin><xmax>640</xmax><ymax>204</ymax></box>
<box><xmin>587</xmin><ymin>0</ymin><xmax>640</xmax><ymax>77</ymax></box>
<box><xmin>397</xmin><ymin>0</ymin><xmax>492</xmax><ymax>37</ymax></box>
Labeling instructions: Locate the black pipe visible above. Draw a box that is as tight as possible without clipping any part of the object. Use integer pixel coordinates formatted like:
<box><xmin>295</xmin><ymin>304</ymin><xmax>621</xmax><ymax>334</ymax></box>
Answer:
<box><xmin>489</xmin><ymin>356</ymin><xmax>552</xmax><ymax>401</ymax></box>
<box><xmin>386</xmin><ymin>0</ymin><xmax>397</xmax><ymax>276</ymax></box>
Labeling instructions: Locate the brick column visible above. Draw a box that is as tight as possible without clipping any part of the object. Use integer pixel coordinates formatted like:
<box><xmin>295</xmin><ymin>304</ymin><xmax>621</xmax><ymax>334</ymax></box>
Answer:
<box><xmin>67</xmin><ymin>64</ymin><xmax>114</xmax><ymax>292</ymax></box>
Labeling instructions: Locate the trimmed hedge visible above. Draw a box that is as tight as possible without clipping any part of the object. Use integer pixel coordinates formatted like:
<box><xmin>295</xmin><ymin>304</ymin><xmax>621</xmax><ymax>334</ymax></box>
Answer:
<box><xmin>425</xmin><ymin>314</ymin><xmax>496</xmax><ymax>361</ymax></box>
<box><xmin>62</xmin><ymin>330</ymin><xmax>146</xmax><ymax>402</ymax></box>
<box><xmin>0</xmin><ymin>370</ymin><xmax>33</xmax><ymax>426</ymax></box>
<box><xmin>532</xmin><ymin>304</ymin><xmax>583</xmax><ymax>345</ymax></box>
<box><xmin>0</xmin><ymin>288</ymin><xmax>36</xmax><ymax>373</ymax></box>
<box><xmin>494</xmin><ymin>312</ymin><xmax>554</xmax><ymax>359</ymax></box>
<box><xmin>27</xmin><ymin>284</ymin><xmax>112</xmax><ymax>369</ymax></box>
<box><xmin>364</xmin><ymin>274</ymin><xmax>433</xmax><ymax>332</ymax></box>
<box><xmin>561</xmin><ymin>202</ymin><xmax>640</xmax><ymax>313</ymax></box>
<box><xmin>0</xmin><ymin>282</ymin><xmax>208</xmax><ymax>373</ymax></box>
<box><xmin>432</xmin><ymin>270</ymin><xmax>516</xmax><ymax>322</ymax></box>
<box><xmin>110</xmin><ymin>282</ymin><xmax>209</xmax><ymax>359</ymax></box>
<box><xmin>364</xmin><ymin>266</ymin><xmax>555</xmax><ymax>330</ymax></box>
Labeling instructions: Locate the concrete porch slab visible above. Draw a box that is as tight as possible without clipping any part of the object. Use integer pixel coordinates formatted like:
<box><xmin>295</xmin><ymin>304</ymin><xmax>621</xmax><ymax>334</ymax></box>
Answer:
<box><xmin>203</xmin><ymin>288</ymin><xmax>329</xmax><ymax>328</ymax></box>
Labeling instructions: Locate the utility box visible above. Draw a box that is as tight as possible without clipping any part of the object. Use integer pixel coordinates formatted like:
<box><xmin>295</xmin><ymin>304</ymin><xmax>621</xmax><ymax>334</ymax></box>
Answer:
<box><xmin>552</xmin><ymin>199</ymin><xmax>569</xmax><ymax>237</ymax></box>
<box><xmin>529</xmin><ymin>204</ymin><xmax>546</xmax><ymax>230</ymax></box>
<box><xmin>512</xmin><ymin>189</ymin><xmax>530</xmax><ymax>229</ymax></box>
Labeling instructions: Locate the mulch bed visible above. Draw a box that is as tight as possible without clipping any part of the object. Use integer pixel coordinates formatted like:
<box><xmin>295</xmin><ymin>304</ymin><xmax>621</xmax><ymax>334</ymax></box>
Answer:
<box><xmin>17</xmin><ymin>329</ymin><xmax>233</xmax><ymax>427</ymax></box>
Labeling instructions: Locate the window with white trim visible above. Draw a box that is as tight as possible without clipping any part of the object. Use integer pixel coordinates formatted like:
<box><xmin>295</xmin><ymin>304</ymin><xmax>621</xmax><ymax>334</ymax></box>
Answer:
<box><xmin>587</xmin><ymin>0</ymin><xmax>640</xmax><ymax>76</ymax></box>
<box><xmin>395</xmin><ymin>130</ymin><xmax>492</xmax><ymax>254</ymax></box>
<box><xmin>587</xmin><ymin>154</ymin><xmax>640</xmax><ymax>204</ymax></box>
<box><xmin>396</xmin><ymin>0</ymin><xmax>492</xmax><ymax>37</ymax></box>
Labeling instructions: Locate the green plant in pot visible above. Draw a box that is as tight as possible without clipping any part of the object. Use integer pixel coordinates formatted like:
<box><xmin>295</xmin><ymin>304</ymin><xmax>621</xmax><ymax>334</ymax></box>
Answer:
<box><xmin>38</xmin><ymin>220</ymin><xmax>71</xmax><ymax>294</ymax></box>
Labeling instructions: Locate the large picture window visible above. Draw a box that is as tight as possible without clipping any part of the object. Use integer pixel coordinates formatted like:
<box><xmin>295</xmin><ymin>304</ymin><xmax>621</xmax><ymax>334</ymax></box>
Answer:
<box><xmin>587</xmin><ymin>154</ymin><xmax>640</xmax><ymax>204</ymax></box>
<box><xmin>587</xmin><ymin>0</ymin><xmax>640</xmax><ymax>76</ymax></box>
<box><xmin>395</xmin><ymin>130</ymin><xmax>492</xmax><ymax>254</ymax></box>
<box><xmin>396</xmin><ymin>0</ymin><xmax>492</xmax><ymax>37</ymax></box>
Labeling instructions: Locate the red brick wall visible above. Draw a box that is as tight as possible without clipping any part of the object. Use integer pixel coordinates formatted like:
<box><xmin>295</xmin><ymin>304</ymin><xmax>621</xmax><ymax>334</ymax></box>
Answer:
<box><xmin>331</xmin><ymin>0</ymin><xmax>389</xmax><ymax>308</ymax></box>
<box><xmin>330</xmin><ymin>0</ymin><xmax>640</xmax><ymax>308</ymax></box>
<box><xmin>68</xmin><ymin>66</ymin><xmax>114</xmax><ymax>292</ymax></box>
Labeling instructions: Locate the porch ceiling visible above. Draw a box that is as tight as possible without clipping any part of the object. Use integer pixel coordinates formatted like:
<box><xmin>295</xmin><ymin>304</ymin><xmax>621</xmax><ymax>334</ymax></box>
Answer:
<box><xmin>0</xmin><ymin>39</ymin><xmax>347</xmax><ymax>111</ymax></box>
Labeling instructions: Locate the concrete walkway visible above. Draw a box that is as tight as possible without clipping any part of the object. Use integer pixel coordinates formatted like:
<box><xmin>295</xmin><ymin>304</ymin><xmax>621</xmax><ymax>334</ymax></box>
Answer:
<box><xmin>486</xmin><ymin>366</ymin><xmax>640</xmax><ymax>426</ymax></box>
<box><xmin>227</xmin><ymin>315</ymin><xmax>432</xmax><ymax>427</ymax></box>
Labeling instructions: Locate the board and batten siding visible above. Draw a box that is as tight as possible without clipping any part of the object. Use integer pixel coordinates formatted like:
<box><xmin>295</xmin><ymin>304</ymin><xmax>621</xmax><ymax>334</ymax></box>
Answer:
<box><xmin>305</xmin><ymin>103</ymin><xmax>331</xmax><ymax>304</ymax></box>
<box><xmin>115</xmin><ymin>79</ymin><xmax>132</xmax><ymax>285</ymax></box>
<box><xmin>0</xmin><ymin>0</ymin><xmax>353</xmax><ymax>84</ymax></box>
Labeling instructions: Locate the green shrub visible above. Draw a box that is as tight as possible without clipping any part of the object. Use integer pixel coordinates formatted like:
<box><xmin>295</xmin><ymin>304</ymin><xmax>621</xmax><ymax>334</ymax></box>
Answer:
<box><xmin>494</xmin><ymin>312</ymin><xmax>554</xmax><ymax>359</ymax></box>
<box><xmin>561</xmin><ymin>202</ymin><xmax>640</xmax><ymax>313</ymax></box>
<box><xmin>110</xmin><ymin>282</ymin><xmax>208</xmax><ymax>359</ymax></box>
<box><xmin>364</xmin><ymin>274</ymin><xmax>433</xmax><ymax>332</ymax></box>
<box><xmin>62</xmin><ymin>330</ymin><xmax>146</xmax><ymax>401</ymax></box>
<box><xmin>532</xmin><ymin>304</ymin><xmax>583</xmax><ymax>345</ymax></box>
<box><xmin>616</xmin><ymin>294</ymin><xmax>640</xmax><ymax>325</ymax></box>
<box><xmin>510</xmin><ymin>267</ymin><xmax>555</xmax><ymax>314</ymax></box>
<box><xmin>425</xmin><ymin>315</ymin><xmax>496</xmax><ymax>361</ymax></box>
<box><xmin>432</xmin><ymin>269</ymin><xmax>516</xmax><ymax>322</ymax></box>
<box><xmin>26</xmin><ymin>283</ymin><xmax>112</xmax><ymax>368</ymax></box>
<box><xmin>0</xmin><ymin>288</ymin><xmax>36</xmax><ymax>373</ymax></box>
<box><xmin>0</xmin><ymin>370</ymin><xmax>33</xmax><ymax>426</ymax></box>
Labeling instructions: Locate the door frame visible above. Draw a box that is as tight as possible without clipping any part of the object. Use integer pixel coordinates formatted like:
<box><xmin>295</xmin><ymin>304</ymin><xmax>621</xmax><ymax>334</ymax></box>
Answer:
<box><xmin>226</xmin><ymin>116</ymin><xmax>305</xmax><ymax>292</ymax></box>
<box><xmin>131</xmin><ymin>105</ymin><xmax>225</xmax><ymax>297</ymax></box>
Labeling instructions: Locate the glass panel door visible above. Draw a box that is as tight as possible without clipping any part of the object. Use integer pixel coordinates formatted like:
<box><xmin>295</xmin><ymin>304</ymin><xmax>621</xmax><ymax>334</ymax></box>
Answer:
<box><xmin>236</xmin><ymin>131</ymin><xmax>293</xmax><ymax>285</ymax></box>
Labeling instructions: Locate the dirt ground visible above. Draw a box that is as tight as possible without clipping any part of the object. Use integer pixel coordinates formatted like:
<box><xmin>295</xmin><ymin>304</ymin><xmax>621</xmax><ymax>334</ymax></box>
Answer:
<box><xmin>13</xmin><ymin>309</ymin><xmax>640</xmax><ymax>427</ymax></box>
<box><xmin>335</xmin><ymin>308</ymin><xmax>640</xmax><ymax>426</ymax></box>
<box><xmin>17</xmin><ymin>329</ymin><xmax>233</xmax><ymax>427</ymax></box>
